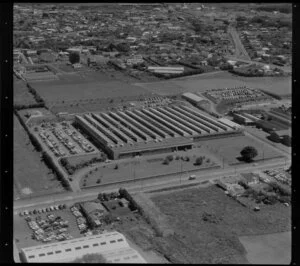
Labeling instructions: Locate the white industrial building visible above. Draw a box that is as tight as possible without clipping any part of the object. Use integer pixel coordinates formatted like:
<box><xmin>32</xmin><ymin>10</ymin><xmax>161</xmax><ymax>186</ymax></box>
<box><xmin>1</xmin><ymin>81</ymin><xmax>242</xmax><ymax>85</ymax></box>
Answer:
<box><xmin>20</xmin><ymin>231</ymin><xmax>147</xmax><ymax>263</ymax></box>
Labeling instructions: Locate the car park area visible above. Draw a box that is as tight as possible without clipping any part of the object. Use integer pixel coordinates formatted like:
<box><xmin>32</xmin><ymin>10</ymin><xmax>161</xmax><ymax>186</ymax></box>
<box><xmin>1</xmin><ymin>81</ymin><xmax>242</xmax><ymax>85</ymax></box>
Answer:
<box><xmin>33</xmin><ymin>121</ymin><xmax>98</xmax><ymax>158</ymax></box>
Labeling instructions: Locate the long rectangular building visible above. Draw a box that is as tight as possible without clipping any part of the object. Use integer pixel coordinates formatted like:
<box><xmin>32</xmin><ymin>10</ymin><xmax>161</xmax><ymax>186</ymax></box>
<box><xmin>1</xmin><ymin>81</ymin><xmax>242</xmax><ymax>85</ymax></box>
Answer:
<box><xmin>20</xmin><ymin>232</ymin><xmax>146</xmax><ymax>263</ymax></box>
<box><xmin>75</xmin><ymin>105</ymin><xmax>243</xmax><ymax>159</ymax></box>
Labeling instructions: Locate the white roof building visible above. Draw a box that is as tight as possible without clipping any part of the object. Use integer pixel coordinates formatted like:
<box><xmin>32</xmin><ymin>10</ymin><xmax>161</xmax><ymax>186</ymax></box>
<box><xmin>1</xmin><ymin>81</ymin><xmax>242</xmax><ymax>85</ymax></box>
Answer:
<box><xmin>20</xmin><ymin>231</ymin><xmax>147</xmax><ymax>263</ymax></box>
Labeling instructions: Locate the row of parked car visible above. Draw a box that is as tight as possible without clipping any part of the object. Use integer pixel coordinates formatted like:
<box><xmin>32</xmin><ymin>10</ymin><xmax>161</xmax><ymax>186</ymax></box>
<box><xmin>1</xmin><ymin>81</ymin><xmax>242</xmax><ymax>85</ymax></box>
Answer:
<box><xmin>70</xmin><ymin>206</ymin><xmax>88</xmax><ymax>232</ymax></box>
<box><xmin>39</xmin><ymin>129</ymin><xmax>66</xmax><ymax>157</ymax></box>
<box><xmin>62</xmin><ymin>123</ymin><xmax>95</xmax><ymax>153</ymax></box>
<box><xmin>52</xmin><ymin>126</ymin><xmax>82</xmax><ymax>155</ymax></box>
<box><xmin>19</xmin><ymin>204</ymin><xmax>67</xmax><ymax>217</ymax></box>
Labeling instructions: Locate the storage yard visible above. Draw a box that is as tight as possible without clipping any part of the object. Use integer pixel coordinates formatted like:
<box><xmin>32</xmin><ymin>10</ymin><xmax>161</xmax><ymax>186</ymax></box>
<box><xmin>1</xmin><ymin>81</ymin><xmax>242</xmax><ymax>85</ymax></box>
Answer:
<box><xmin>75</xmin><ymin>105</ymin><xmax>242</xmax><ymax>159</ymax></box>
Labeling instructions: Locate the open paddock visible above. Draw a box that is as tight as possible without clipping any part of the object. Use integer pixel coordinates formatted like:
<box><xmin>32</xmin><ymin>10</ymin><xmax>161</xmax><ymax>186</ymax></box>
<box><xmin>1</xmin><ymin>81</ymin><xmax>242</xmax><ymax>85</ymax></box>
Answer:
<box><xmin>14</xmin><ymin>78</ymin><xmax>37</xmax><ymax>106</ymax></box>
<box><xmin>32</xmin><ymin>81</ymin><xmax>151</xmax><ymax>103</ymax></box>
<box><xmin>135</xmin><ymin>72</ymin><xmax>291</xmax><ymax>97</ymax></box>
<box><xmin>149</xmin><ymin>184</ymin><xmax>290</xmax><ymax>263</ymax></box>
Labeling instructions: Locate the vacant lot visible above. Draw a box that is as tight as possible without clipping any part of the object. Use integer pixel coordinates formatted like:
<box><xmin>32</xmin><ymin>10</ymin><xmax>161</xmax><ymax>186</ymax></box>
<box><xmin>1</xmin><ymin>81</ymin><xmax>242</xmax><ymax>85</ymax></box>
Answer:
<box><xmin>149</xmin><ymin>185</ymin><xmax>291</xmax><ymax>264</ymax></box>
<box><xmin>239</xmin><ymin>231</ymin><xmax>291</xmax><ymax>264</ymax></box>
<box><xmin>136</xmin><ymin>71</ymin><xmax>291</xmax><ymax>97</ymax></box>
<box><xmin>80</xmin><ymin>149</ymin><xmax>219</xmax><ymax>188</ymax></box>
<box><xmin>200</xmin><ymin>135</ymin><xmax>283</xmax><ymax>165</ymax></box>
<box><xmin>14</xmin><ymin>115</ymin><xmax>65</xmax><ymax>200</ymax></box>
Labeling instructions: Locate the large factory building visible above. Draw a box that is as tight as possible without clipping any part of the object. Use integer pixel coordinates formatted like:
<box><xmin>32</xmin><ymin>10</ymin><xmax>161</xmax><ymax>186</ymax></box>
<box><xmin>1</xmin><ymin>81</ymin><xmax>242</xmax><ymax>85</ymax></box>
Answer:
<box><xmin>75</xmin><ymin>105</ymin><xmax>243</xmax><ymax>159</ymax></box>
<box><xmin>20</xmin><ymin>232</ymin><xmax>146</xmax><ymax>263</ymax></box>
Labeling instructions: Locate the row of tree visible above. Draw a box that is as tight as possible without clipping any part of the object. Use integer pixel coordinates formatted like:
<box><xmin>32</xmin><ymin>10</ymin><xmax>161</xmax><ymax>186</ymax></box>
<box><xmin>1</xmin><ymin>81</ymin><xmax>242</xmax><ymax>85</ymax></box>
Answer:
<box><xmin>60</xmin><ymin>154</ymin><xmax>107</xmax><ymax>175</ymax></box>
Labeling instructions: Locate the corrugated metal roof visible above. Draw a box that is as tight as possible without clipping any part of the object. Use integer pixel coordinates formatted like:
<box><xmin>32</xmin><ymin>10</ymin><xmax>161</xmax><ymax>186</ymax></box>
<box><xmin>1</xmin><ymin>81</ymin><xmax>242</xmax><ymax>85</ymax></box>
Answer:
<box><xmin>182</xmin><ymin>92</ymin><xmax>205</xmax><ymax>103</ymax></box>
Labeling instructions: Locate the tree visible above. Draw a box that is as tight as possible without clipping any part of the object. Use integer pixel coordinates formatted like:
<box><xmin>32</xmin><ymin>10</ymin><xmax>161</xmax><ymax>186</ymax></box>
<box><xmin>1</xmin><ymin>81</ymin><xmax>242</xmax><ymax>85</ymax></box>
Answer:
<box><xmin>240</xmin><ymin>146</ymin><xmax>258</xmax><ymax>162</ymax></box>
<box><xmin>194</xmin><ymin>156</ymin><xmax>204</xmax><ymax>166</ymax></box>
<box><xmin>69</xmin><ymin>52</ymin><xmax>80</xmax><ymax>64</ymax></box>
<box><xmin>268</xmin><ymin>132</ymin><xmax>281</xmax><ymax>143</ymax></box>
<box><xmin>281</xmin><ymin>135</ymin><xmax>291</xmax><ymax>147</ymax></box>
<box><xmin>72</xmin><ymin>253</ymin><xmax>107</xmax><ymax>263</ymax></box>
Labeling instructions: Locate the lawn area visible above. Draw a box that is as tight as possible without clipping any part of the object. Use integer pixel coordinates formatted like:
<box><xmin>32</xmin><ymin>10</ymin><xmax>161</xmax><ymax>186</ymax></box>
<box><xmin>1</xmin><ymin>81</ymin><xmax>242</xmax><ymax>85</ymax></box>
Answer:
<box><xmin>149</xmin><ymin>185</ymin><xmax>291</xmax><ymax>264</ymax></box>
<box><xmin>31</xmin><ymin>80</ymin><xmax>151</xmax><ymax>102</ymax></box>
<box><xmin>200</xmin><ymin>135</ymin><xmax>283</xmax><ymax>165</ymax></box>
<box><xmin>14</xmin><ymin>115</ymin><xmax>65</xmax><ymax>200</ymax></box>
<box><xmin>239</xmin><ymin>231</ymin><xmax>291</xmax><ymax>264</ymax></box>
<box><xmin>14</xmin><ymin>78</ymin><xmax>36</xmax><ymax>106</ymax></box>
<box><xmin>80</xmin><ymin>149</ymin><xmax>219</xmax><ymax>188</ymax></box>
<box><xmin>136</xmin><ymin>71</ymin><xmax>291</xmax><ymax>97</ymax></box>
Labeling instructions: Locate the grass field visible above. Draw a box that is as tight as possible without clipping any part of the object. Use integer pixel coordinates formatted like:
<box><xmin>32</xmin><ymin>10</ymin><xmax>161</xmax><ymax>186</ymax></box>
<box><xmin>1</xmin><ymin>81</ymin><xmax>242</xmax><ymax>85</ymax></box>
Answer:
<box><xmin>32</xmin><ymin>80</ymin><xmax>151</xmax><ymax>103</ymax></box>
<box><xmin>200</xmin><ymin>135</ymin><xmax>283</xmax><ymax>165</ymax></box>
<box><xmin>14</xmin><ymin>115</ymin><xmax>65</xmax><ymax>200</ymax></box>
<box><xmin>14</xmin><ymin>78</ymin><xmax>37</xmax><ymax>106</ymax></box>
<box><xmin>80</xmin><ymin>149</ymin><xmax>218</xmax><ymax>188</ymax></box>
<box><xmin>149</xmin><ymin>185</ymin><xmax>291</xmax><ymax>264</ymax></box>
<box><xmin>239</xmin><ymin>231</ymin><xmax>291</xmax><ymax>264</ymax></box>
<box><xmin>136</xmin><ymin>71</ymin><xmax>291</xmax><ymax>97</ymax></box>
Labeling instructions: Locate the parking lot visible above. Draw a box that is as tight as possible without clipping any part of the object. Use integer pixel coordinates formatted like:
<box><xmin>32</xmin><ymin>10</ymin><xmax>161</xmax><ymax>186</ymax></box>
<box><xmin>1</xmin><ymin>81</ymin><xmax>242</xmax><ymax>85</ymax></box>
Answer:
<box><xmin>33</xmin><ymin>121</ymin><xmax>99</xmax><ymax>158</ymax></box>
<box><xmin>14</xmin><ymin>204</ymin><xmax>83</xmax><ymax>249</ymax></box>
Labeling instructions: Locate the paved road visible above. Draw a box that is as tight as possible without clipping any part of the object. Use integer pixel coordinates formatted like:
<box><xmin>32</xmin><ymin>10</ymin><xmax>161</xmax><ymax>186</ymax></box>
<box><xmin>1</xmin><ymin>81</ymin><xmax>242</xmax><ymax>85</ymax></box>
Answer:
<box><xmin>14</xmin><ymin>156</ymin><xmax>290</xmax><ymax>212</ymax></box>
<box><xmin>228</xmin><ymin>26</ymin><xmax>251</xmax><ymax>61</ymax></box>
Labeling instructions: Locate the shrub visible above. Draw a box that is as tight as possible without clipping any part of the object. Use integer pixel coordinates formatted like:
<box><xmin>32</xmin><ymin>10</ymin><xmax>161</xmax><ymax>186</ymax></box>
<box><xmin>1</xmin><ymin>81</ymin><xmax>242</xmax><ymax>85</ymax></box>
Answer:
<box><xmin>195</xmin><ymin>156</ymin><xmax>204</xmax><ymax>166</ymax></box>
<box><xmin>166</xmin><ymin>155</ymin><xmax>174</xmax><ymax>161</ymax></box>
<box><xmin>96</xmin><ymin>179</ymin><xmax>101</xmax><ymax>184</ymax></box>
<box><xmin>162</xmin><ymin>159</ymin><xmax>170</xmax><ymax>165</ymax></box>
<box><xmin>268</xmin><ymin>132</ymin><xmax>281</xmax><ymax>143</ymax></box>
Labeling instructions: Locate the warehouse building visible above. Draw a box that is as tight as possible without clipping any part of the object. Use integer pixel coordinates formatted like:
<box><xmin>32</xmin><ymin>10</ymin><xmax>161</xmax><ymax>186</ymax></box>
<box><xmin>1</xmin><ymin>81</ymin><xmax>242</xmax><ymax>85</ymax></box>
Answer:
<box><xmin>75</xmin><ymin>105</ymin><xmax>243</xmax><ymax>159</ymax></box>
<box><xmin>20</xmin><ymin>232</ymin><xmax>146</xmax><ymax>263</ymax></box>
<box><xmin>147</xmin><ymin>66</ymin><xmax>184</xmax><ymax>74</ymax></box>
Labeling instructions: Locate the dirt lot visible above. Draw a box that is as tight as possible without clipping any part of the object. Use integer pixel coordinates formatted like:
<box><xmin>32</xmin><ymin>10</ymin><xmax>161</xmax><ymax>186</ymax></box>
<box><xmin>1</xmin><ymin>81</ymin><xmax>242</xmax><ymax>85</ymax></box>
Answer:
<box><xmin>80</xmin><ymin>149</ymin><xmax>219</xmax><ymax>188</ymax></box>
<box><xmin>14</xmin><ymin>115</ymin><xmax>65</xmax><ymax>200</ymax></box>
<box><xmin>199</xmin><ymin>135</ymin><xmax>283</xmax><ymax>165</ymax></box>
<box><xmin>135</xmin><ymin>71</ymin><xmax>291</xmax><ymax>97</ymax></box>
<box><xmin>149</xmin><ymin>185</ymin><xmax>291</xmax><ymax>264</ymax></box>
<box><xmin>239</xmin><ymin>231</ymin><xmax>291</xmax><ymax>264</ymax></box>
